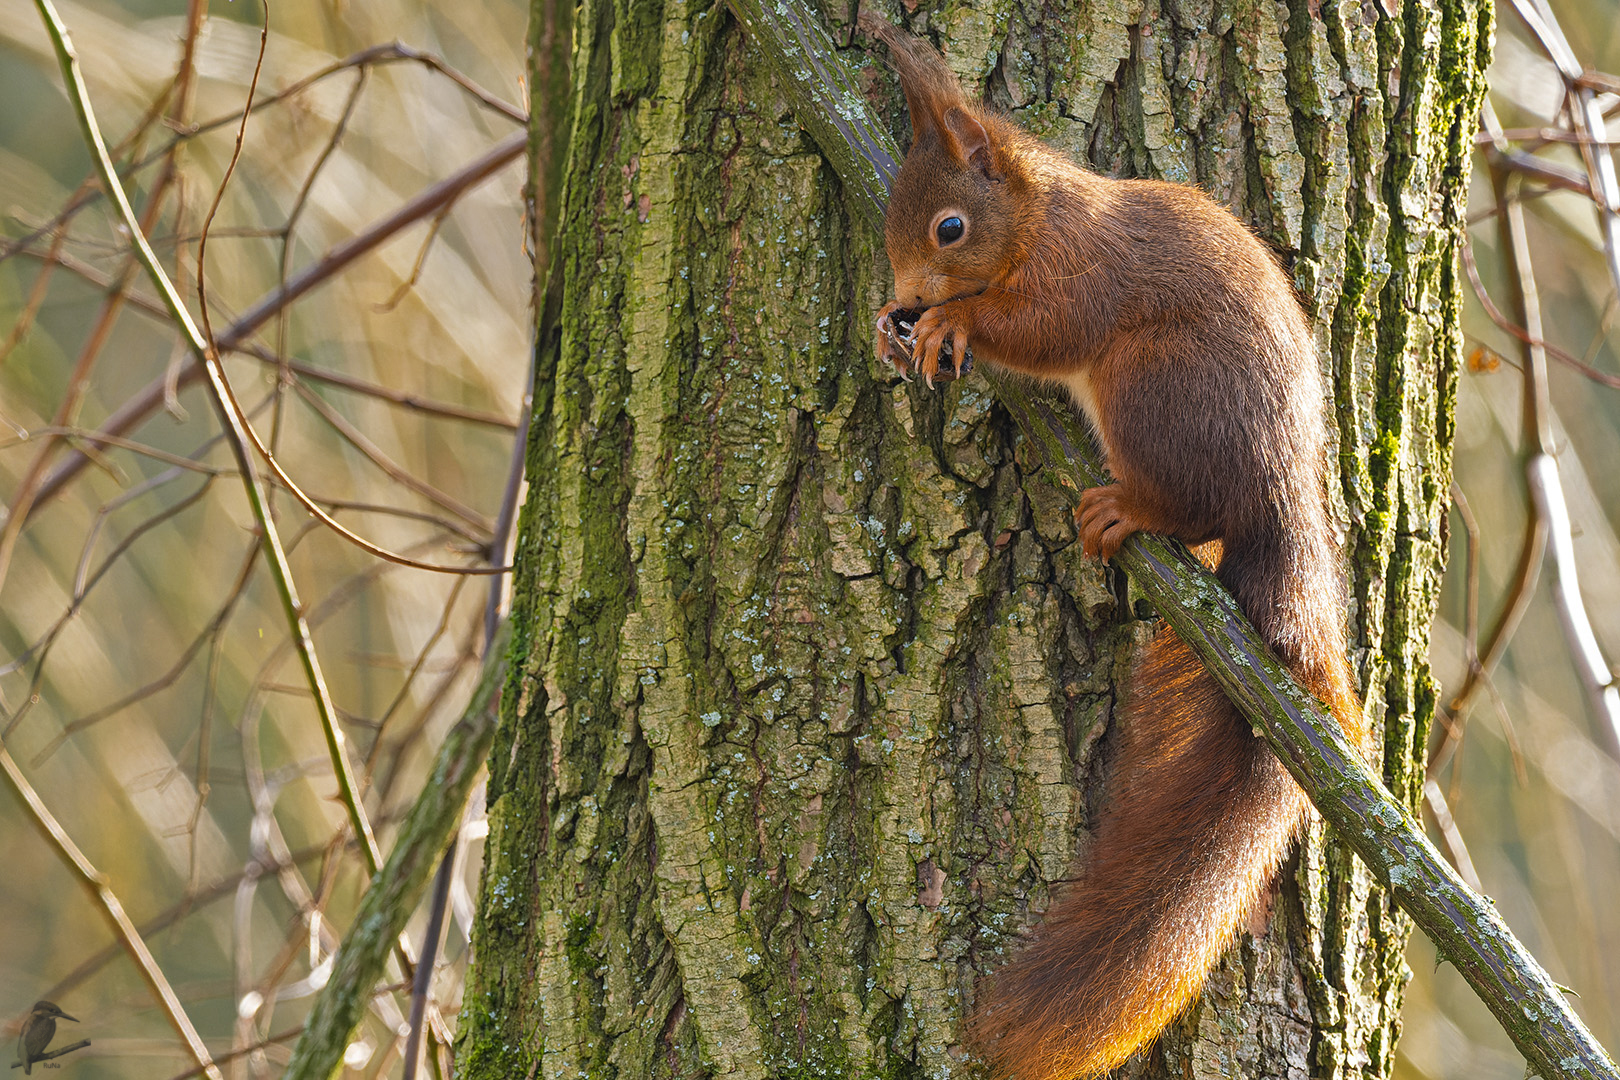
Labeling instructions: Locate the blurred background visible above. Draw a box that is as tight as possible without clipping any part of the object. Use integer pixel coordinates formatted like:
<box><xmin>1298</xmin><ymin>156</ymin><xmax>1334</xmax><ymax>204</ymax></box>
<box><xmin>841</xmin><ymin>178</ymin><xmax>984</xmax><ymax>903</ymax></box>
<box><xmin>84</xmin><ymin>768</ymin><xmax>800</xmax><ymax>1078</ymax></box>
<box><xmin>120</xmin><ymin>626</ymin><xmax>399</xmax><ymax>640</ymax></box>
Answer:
<box><xmin>1408</xmin><ymin>2</ymin><xmax>1620</xmax><ymax>1077</ymax></box>
<box><xmin>0</xmin><ymin>0</ymin><xmax>1616</xmax><ymax>1077</ymax></box>
<box><xmin>0</xmin><ymin>0</ymin><xmax>528</xmax><ymax>1075</ymax></box>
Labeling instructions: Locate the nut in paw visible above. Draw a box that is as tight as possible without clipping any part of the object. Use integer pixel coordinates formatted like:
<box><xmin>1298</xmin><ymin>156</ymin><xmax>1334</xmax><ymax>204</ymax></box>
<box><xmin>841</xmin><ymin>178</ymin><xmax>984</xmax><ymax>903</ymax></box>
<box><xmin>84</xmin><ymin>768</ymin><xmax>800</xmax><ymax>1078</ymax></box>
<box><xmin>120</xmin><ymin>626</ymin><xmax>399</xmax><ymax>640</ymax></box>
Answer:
<box><xmin>875</xmin><ymin>304</ymin><xmax>972</xmax><ymax>386</ymax></box>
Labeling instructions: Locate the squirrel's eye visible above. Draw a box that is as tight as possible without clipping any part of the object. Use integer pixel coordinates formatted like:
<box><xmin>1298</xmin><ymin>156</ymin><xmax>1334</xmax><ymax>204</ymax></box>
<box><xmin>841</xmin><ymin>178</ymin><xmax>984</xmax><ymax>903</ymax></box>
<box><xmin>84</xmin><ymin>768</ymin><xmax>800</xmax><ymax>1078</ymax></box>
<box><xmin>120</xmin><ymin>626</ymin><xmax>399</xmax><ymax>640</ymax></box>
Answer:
<box><xmin>936</xmin><ymin>216</ymin><xmax>965</xmax><ymax>244</ymax></box>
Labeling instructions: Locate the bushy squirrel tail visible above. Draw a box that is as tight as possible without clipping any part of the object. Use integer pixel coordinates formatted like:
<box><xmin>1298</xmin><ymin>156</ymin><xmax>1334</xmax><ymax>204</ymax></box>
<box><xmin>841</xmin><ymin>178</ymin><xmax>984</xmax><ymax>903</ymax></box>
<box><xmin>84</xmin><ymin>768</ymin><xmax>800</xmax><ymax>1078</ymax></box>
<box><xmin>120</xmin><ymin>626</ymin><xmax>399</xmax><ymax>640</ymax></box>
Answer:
<box><xmin>968</xmin><ymin>527</ymin><xmax>1364</xmax><ymax>1079</ymax></box>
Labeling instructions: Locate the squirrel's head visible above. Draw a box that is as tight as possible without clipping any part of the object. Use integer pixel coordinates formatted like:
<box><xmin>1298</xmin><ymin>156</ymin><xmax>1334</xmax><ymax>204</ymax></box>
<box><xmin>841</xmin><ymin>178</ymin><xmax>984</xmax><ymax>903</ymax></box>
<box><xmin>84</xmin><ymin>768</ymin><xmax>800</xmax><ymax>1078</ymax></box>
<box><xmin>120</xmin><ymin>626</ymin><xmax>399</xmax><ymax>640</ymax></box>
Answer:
<box><xmin>867</xmin><ymin>18</ymin><xmax>1017</xmax><ymax>310</ymax></box>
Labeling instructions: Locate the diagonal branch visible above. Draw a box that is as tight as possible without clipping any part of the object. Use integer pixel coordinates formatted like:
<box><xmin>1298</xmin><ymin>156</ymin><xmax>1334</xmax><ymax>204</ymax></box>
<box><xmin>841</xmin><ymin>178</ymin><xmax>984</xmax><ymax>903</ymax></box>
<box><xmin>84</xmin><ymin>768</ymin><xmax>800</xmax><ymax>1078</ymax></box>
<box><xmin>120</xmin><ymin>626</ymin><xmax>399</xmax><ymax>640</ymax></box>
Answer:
<box><xmin>733</xmin><ymin>6</ymin><xmax>1620</xmax><ymax>1079</ymax></box>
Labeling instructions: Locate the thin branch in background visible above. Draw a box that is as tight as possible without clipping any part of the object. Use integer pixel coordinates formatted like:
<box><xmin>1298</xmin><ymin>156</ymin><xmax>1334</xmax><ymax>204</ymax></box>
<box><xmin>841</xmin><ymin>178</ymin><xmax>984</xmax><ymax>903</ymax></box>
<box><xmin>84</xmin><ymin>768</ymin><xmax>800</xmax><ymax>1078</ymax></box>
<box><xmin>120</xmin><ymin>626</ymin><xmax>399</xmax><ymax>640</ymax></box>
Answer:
<box><xmin>288</xmin><ymin>380</ymin><xmax>494</xmax><ymax>538</ymax></box>
<box><xmin>374</xmin><ymin>625</ymin><xmax>482</xmax><ymax>807</ymax></box>
<box><xmin>0</xmin><ymin>224</ymin><xmax>66</xmax><ymax>365</ymax></box>
<box><xmin>1508</xmin><ymin>0</ymin><xmax>1620</xmax><ymax>299</ymax></box>
<box><xmin>1423</xmin><ymin>778</ymin><xmax>1483</xmax><ymax>892</ymax></box>
<box><xmin>0</xmin><ymin>163</ymin><xmax>180</xmax><ymax>595</ymax></box>
<box><xmin>0</xmin><ymin>427</ymin><xmax>232</xmax><ymax>476</ymax></box>
<box><xmin>165</xmin><ymin>1027</ymin><xmax>305</xmax><ymax>1080</ymax></box>
<box><xmin>312</xmin><ymin>499</ymin><xmax>488</xmax><ymax>548</ymax></box>
<box><xmin>374</xmin><ymin>204</ymin><xmax>453</xmax><ymax>314</ymax></box>
<box><xmin>29</xmin><ymin>0</ymin><xmax>386</xmax><ymax>873</ymax></box>
<box><xmin>25</xmin><ymin>129</ymin><xmax>527</xmax><ymax>523</ymax></box>
<box><xmin>1431</xmin><ymin>456</ymin><xmax>1547</xmax><ymax>774</ymax></box>
<box><xmin>0</xmin><ymin>256</ymin><xmax>520</xmax><ymax>425</ymax></box>
<box><xmin>152</xmin><ymin>42</ymin><xmax>527</xmax><ymax>152</ymax></box>
<box><xmin>364</xmin><ymin>575</ymin><xmax>468</xmax><ymax>777</ymax></box>
<box><xmin>1453</xmin><ymin>482</ymin><xmax>1483</xmax><ymax>689</ymax></box>
<box><xmin>0</xmin><ymin>42</ymin><xmax>523</xmax><ymax>267</ymax></box>
<box><xmin>402</xmin><ymin>838</ymin><xmax>457</xmax><ymax>1080</ymax></box>
<box><xmin>24</xmin><ymin>542</ymin><xmax>258</xmax><ymax>763</ymax></box>
<box><xmin>281</xmin><ymin>623</ymin><xmax>509</xmax><ymax>1080</ymax></box>
<box><xmin>1479</xmin><ymin>145</ymin><xmax>1595</xmax><ymax>202</ymax></box>
<box><xmin>0</xmin><ymin>0</ymin><xmax>221</xmax><ymax>593</ymax></box>
<box><xmin>40</xmin><ymin>842</ymin><xmax>355</xmax><ymax>1003</ymax></box>
<box><xmin>0</xmin><ymin>389</ymin><xmax>283</xmax><ymax>699</ymax></box>
<box><xmin>1459</xmin><ymin>235</ymin><xmax>1620</xmax><ymax>390</ymax></box>
<box><xmin>3</xmin><ymin>5</ymin><xmax>522</xmax><ymax>1066</ymax></box>
<box><xmin>186</xmin><ymin>623</ymin><xmax>227</xmax><ymax>894</ymax></box>
<box><xmin>234</xmin><ymin>342</ymin><xmax>518</xmax><ymax>428</ymax></box>
<box><xmin>272</xmin><ymin>63</ymin><xmax>371</xmax><ymax>454</ymax></box>
<box><xmin>0</xmin><ymin>478</ymin><xmax>220</xmax><ymax>737</ymax></box>
<box><xmin>1484</xmin><ymin>127</ymin><xmax>1620</xmax><ymax>148</ymax></box>
<box><xmin>1578</xmin><ymin>292</ymin><xmax>1619</xmax><ymax>370</ymax></box>
<box><xmin>1527</xmin><ymin>454</ymin><xmax>1620</xmax><ymax>756</ymax></box>
<box><xmin>1492</xmin><ymin>125</ymin><xmax>1620</xmax><ymax>757</ymax></box>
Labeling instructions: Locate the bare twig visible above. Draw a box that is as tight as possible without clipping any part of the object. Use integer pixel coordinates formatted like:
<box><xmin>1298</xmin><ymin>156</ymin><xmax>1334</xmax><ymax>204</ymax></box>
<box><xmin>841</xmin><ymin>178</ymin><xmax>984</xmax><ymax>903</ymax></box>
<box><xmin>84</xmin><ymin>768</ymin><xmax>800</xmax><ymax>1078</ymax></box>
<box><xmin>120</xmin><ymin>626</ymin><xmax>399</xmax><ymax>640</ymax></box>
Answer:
<box><xmin>24</xmin><ymin>543</ymin><xmax>257</xmax><ymax>759</ymax></box>
<box><xmin>271</xmin><ymin>64</ymin><xmax>370</xmax><ymax>456</ymax></box>
<box><xmin>1491</xmin><ymin>134</ymin><xmax>1620</xmax><ymax>757</ymax></box>
<box><xmin>8</xmin><ymin>247</ymin><xmax>516</xmax><ymax>428</ymax></box>
<box><xmin>0</xmin><ymin>42</ymin><xmax>523</xmax><ymax>266</ymax></box>
<box><xmin>365</xmin><ymin>577</ymin><xmax>468</xmax><ymax>776</ymax></box>
<box><xmin>1459</xmin><ymin>237</ymin><xmax>1620</xmax><ymax>390</ymax></box>
<box><xmin>0</xmin><ymin>225</ymin><xmax>66</xmax><ymax>364</ymax></box>
<box><xmin>31</xmin><ymin>0</ymin><xmax>384</xmax><ymax>874</ymax></box>
<box><xmin>374</xmin><ymin>204</ymin><xmax>452</xmax><ymax>313</ymax></box>
<box><xmin>165</xmin><ymin>1027</ymin><xmax>305</xmax><ymax>1080</ymax></box>
<box><xmin>0</xmin><ymin>159</ymin><xmax>178</xmax><ymax>595</ymax></box>
<box><xmin>289</xmin><ymin>380</ymin><xmax>494</xmax><ymax>537</ymax></box>
<box><xmin>41</xmin><ymin>842</ymin><xmax>355</xmax><ymax>1003</ymax></box>
<box><xmin>1480</xmin><ymin>144</ymin><xmax>1594</xmax><ymax>200</ymax></box>
<box><xmin>1422</xmin><ymin>778</ymin><xmax>1483</xmax><ymax>892</ymax></box>
<box><xmin>1509</xmin><ymin>0</ymin><xmax>1620</xmax><ymax>298</ymax></box>
<box><xmin>402</xmin><ymin>839</ymin><xmax>457</xmax><ymax>1080</ymax></box>
<box><xmin>1527</xmin><ymin>455</ymin><xmax>1620</xmax><ymax>756</ymax></box>
<box><xmin>27</xmin><ymin>130</ymin><xmax>527</xmax><ymax>515</ymax></box>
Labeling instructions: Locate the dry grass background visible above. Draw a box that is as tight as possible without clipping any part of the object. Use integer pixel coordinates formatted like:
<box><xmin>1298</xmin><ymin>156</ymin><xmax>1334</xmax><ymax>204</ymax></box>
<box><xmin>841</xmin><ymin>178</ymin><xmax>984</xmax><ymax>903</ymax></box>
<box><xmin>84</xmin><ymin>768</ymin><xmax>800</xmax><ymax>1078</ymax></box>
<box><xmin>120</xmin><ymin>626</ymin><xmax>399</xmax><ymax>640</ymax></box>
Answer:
<box><xmin>0</xmin><ymin>0</ymin><xmax>1616</xmax><ymax>1077</ymax></box>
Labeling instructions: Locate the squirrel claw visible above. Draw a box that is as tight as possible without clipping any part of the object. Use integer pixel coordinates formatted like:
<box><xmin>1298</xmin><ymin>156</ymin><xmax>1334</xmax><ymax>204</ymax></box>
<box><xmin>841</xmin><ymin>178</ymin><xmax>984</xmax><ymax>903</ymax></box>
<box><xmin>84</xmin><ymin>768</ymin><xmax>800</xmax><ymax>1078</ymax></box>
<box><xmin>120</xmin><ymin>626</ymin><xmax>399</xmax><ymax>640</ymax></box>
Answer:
<box><xmin>875</xmin><ymin>301</ymin><xmax>922</xmax><ymax>382</ymax></box>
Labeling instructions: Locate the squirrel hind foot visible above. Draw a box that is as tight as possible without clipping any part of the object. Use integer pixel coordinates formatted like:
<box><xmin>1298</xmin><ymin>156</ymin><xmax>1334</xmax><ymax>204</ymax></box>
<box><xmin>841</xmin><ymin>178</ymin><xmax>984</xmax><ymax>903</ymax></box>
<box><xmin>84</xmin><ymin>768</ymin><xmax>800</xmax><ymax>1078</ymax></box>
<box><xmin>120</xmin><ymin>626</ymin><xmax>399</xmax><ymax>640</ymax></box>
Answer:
<box><xmin>1076</xmin><ymin>483</ymin><xmax>1154</xmax><ymax>560</ymax></box>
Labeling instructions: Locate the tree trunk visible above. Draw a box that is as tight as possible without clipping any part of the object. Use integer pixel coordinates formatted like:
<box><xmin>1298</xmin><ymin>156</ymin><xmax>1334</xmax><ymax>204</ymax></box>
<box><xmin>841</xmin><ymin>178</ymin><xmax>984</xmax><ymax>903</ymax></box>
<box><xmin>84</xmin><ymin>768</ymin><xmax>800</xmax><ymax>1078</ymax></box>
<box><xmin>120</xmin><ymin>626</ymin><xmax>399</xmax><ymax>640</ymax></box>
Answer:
<box><xmin>454</xmin><ymin>0</ymin><xmax>1489</xmax><ymax>1076</ymax></box>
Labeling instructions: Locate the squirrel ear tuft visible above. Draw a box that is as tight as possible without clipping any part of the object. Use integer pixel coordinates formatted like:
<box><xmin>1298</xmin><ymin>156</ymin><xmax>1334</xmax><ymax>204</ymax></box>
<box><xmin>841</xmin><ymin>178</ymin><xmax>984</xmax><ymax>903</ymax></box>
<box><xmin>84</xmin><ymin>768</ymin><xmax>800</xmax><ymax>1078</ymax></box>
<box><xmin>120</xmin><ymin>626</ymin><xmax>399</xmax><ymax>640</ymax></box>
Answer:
<box><xmin>861</xmin><ymin>13</ymin><xmax>970</xmax><ymax>146</ymax></box>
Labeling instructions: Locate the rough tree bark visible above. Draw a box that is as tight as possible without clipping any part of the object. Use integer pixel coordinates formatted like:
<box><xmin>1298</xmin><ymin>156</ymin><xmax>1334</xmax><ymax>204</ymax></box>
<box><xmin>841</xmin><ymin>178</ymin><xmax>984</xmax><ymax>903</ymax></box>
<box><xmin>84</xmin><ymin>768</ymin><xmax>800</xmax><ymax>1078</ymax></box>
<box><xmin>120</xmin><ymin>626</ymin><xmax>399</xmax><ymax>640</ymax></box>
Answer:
<box><xmin>454</xmin><ymin>0</ymin><xmax>1490</xmax><ymax>1076</ymax></box>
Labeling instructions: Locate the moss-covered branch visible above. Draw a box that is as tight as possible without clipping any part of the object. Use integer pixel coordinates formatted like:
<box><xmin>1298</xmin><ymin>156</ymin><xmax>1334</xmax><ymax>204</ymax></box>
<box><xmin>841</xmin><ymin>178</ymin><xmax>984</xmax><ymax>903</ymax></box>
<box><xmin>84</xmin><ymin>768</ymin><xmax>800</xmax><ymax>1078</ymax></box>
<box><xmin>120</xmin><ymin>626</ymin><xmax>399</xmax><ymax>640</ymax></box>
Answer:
<box><xmin>732</xmin><ymin>5</ymin><xmax>1619</xmax><ymax>1077</ymax></box>
<box><xmin>282</xmin><ymin>623</ymin><xmax>510</xmax><ymax>1080</ymax></box>
<box><xmin>727</xmin><ymin>0</ymin><xmax>897</xmax><ymax>231</ymax></box>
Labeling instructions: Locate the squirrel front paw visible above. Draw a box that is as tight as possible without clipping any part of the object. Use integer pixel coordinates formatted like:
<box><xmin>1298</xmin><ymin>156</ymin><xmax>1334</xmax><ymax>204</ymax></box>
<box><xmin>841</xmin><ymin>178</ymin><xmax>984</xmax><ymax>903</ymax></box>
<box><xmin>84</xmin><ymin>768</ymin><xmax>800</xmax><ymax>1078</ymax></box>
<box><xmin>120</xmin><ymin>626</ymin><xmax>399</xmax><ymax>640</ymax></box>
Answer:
<box><xmin>911</xmin><ymin>305</ymin><xmax>971</xmax><ymax>388</ymax></box>
<box><xmin>874</xmin><ymin>302</ymin><xmax>973</xmax><ymax>387</ymax></box>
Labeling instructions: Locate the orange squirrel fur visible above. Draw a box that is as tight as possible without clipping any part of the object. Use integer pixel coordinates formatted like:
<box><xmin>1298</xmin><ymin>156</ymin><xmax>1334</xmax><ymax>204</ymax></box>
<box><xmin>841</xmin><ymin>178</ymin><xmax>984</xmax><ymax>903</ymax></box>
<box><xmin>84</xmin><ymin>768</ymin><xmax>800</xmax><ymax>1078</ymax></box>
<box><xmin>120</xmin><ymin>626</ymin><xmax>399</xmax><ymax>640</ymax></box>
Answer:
<box><xmin>866</xmin><ymin>19</ymin><xmax>1370</xmax><ymax>1079</ymax></box>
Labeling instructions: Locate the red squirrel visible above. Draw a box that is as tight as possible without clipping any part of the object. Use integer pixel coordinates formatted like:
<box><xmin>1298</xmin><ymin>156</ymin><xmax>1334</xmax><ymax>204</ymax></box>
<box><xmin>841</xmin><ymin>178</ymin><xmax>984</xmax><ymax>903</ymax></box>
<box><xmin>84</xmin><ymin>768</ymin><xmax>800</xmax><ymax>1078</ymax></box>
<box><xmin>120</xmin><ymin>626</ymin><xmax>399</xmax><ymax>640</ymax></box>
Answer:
<box><xmin>866</xmin><ymin>19</ymin><xmax>1369</xmax><ymax>1080</ymax></box>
